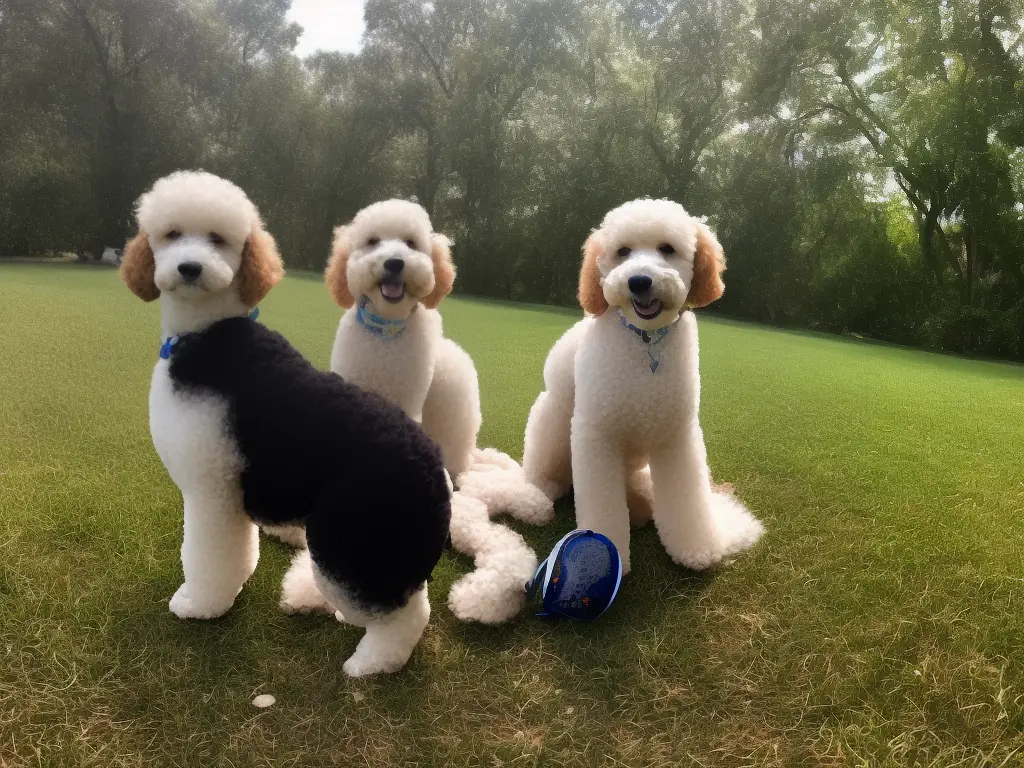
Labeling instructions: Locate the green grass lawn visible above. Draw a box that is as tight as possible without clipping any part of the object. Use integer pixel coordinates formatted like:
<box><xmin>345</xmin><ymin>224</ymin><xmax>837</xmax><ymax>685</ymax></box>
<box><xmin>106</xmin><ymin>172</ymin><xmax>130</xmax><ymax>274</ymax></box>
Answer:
<box><xmin>2</xmin><ymin>263</ymin><xmax>1023</xmax><ymax>767</ymax></box>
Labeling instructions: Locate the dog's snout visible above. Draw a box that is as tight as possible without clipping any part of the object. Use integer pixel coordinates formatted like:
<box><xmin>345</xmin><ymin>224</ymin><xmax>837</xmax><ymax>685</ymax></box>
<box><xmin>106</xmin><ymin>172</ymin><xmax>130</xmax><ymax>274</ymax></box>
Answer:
<box><xmin>177</xmin><ymin>262</ymin><xmax>203</xmax><ymax>281</ymax></box>
<box><xmin>383</xmin><ymin>258</ymin><xmax>405</xmax><ymax>274</ymax></box>
<box><xmin>628</xmin><ymin>275</ymin><xmax>653</xmax><ymax>295</ymax></box>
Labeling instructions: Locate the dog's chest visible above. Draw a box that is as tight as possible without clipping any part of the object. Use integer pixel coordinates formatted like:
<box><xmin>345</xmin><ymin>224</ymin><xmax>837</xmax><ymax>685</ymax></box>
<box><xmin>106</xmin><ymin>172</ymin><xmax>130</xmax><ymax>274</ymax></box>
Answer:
<box><xmin>574</xmin><ymin>316</ymin><xmax>698</xmax><ymax>442</ymax></box>
<box><xmin>149</xmin><ymin>362</ymin><xmax>242</xmax><ymax>491</ymax></box>
<box><xmin>330</xmin><ymin>311</ymin><xmax>438</xmax><ymax>420</ymax></box>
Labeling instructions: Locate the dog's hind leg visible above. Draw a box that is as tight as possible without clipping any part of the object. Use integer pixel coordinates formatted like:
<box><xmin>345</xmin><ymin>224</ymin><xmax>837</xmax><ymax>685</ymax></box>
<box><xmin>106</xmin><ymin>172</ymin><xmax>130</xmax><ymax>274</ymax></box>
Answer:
<box><xmin>169</xmin><ymin>489</ymin><xmax>258</xmax><ymax>619</ymax></box>
<box><xmin>627</xmin><ymin>466</ymin><xmax>655</xmax><ymax>527</ymax></box>
<box><xmin>343</xmin><ymin>587</ymin><xmax>431</xmax><ymax>678</ymax></box>
<box><xmin>522</xmin><ymin>391</ymin><xmax>574</xmax><ymax>502</ymax></box>
<box><xmin>312</xmin><ymin>562</ymin><xmax>431</xmax><ymax>677</ymax></box>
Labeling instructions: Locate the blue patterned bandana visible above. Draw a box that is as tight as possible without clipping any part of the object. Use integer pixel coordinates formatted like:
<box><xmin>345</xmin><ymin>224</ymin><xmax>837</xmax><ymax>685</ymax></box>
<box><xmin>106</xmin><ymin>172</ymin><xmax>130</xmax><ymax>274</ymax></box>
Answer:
<box><xmin>616</xmin><ymin>309</ymin><xmax>676</xmax><ymax>373</ymax></box>
<box><xmin>355</xmin><ymin>296</ymin><xmax>408</xmax><ymax>340</ymax></box>
<box><xmin>159</xmin><ymin>307</ymin><xmax>259</xmax><ymax>360</ymax></box>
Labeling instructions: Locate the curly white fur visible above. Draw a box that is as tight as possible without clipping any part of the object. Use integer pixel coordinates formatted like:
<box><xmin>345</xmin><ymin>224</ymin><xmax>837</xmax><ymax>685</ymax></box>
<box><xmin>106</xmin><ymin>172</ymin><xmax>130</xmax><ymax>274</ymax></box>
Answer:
<box><xmin>326</xmin><ymin>201</ymin><xmax>550</xmax><ymax>513</ymax></box>
<box><xmin>456</xmin><ymin>450</ymin><xmax>555</xmax><ymax>526</ymax></box>
<box><xmin>445</xmin><ymin>493</ymin><xmax>537</xmax><ymax>623</ymax></box>
<box><xmin>523</xmin><ymin>199</ymin><xmax>764</xmax><ymax>574</ymax></box>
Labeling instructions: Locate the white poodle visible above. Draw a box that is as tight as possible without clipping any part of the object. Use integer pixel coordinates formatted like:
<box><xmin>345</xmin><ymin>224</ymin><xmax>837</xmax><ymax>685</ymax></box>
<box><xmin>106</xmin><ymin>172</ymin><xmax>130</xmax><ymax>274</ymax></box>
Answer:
<box><xmin>325</xmin><ymin>199</ymin><xmax>481</xmax><ymax>476</ymax></box>
<box><xmin>278</xmin><ymin>200</ymin><xmax>543</xmax><ymax>624</ymax></box>
<box><xmin>121</xmin><ymin>171</ymin><xmax>453</xmax><ymax>676</ymax></box>
<box><xmin>522</xmin><ymin>199</ymin><xmax>764</xmax><ymax>574</ymax></box>
<box><xmin>323</xmin><ymin>200</ymin><xmax>551</xmax><ymax>525</ymax></box>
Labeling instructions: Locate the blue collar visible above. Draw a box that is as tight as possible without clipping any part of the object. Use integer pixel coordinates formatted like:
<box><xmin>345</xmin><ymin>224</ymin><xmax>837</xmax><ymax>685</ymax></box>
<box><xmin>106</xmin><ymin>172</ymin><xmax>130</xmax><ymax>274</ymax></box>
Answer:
<box><xmin>616</xmin><ymin>308</ymin><xmax>674</xmax><ymax>344</ymax></box>
<box><xmin>356</xmin><ymin>296</ymin><xmax>409</xmax><ymax>340</ymax></box>
<box><xmin>159</xmin><ymin>307</ymin><xmax>260</xmax><ymax>360</ymax></box>
<box><xmin>616</xmin><ymin>309</ymin><xmax>677</xmax><ymax>373</ymax></box>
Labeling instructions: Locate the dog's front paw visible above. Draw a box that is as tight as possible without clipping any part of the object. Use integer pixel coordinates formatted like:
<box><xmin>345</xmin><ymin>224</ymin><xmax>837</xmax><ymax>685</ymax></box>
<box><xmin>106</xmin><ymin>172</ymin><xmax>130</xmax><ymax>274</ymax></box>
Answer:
<box><xmin>169</xmin><ymin>584</ymin><xmax>232</xmax><ymax>619</ymax></box>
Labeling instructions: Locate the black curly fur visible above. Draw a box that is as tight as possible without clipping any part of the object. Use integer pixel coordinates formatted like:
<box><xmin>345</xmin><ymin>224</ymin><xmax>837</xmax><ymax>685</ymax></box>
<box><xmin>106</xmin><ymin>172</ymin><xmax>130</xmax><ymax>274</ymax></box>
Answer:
<box><xmin>168</xmin><ymin>317</ymin><xmax>451</xmax><ymax>610</ymax></box>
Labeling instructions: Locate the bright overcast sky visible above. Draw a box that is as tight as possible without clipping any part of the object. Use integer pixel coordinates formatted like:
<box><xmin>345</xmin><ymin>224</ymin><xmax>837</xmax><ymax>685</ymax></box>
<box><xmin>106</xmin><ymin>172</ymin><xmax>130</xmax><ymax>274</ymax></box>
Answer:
<box><xmin>288</xmin><ymin>0</ymin><xmax>366</xmax><ymax>58</ymax></box>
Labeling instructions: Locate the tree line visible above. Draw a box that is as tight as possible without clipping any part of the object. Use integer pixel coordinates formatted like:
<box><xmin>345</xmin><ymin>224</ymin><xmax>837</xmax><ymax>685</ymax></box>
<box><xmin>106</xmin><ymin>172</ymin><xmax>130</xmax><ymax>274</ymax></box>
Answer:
<box><xmin>2</xmin><ymin>0</ymin><xmax>1022</xmax><ymax>359</ymax></box>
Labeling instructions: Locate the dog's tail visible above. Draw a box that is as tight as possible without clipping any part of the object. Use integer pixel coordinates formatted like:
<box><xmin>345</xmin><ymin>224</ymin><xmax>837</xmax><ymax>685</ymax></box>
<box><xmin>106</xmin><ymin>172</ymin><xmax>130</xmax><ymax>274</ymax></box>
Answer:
<box><xmin>456</xmin><ymin>448</ymin><xmax>555</xmax><ymax>525</ymax></box>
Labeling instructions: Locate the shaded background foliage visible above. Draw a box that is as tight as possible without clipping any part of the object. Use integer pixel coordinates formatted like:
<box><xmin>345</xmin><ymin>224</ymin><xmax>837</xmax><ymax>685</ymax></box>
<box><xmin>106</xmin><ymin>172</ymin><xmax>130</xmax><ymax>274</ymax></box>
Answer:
<box><xmin>1</xmin><ymin>0</ymin><xmax>1022</xmax><ymax>359</ymax></box>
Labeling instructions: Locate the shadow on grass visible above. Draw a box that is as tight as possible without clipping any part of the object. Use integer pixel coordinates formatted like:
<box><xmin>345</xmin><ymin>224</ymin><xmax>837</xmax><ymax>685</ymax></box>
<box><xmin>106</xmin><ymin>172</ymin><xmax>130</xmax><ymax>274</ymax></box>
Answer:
<box><xmin>444</xmin><ymin>495</ymin><xmax>721</xmax><ymax>699</ymax></box>
<box><xmin>100</xmin><ymin>546</ymin><xmax>437</xmax><ymax>749</ymax></box>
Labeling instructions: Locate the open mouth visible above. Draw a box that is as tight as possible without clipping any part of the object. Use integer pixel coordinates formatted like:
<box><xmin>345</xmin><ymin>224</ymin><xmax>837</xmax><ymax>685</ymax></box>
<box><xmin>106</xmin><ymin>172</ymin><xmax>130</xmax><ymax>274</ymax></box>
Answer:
<box><xmin>631</xmin><ymin>296</ymin><xmax>663</xmax><ymax>320</ymax></box>
<box><xmin>380</xmin><ymin>275</ymin><xmax>406</xmax><ymax>303</ymax></box>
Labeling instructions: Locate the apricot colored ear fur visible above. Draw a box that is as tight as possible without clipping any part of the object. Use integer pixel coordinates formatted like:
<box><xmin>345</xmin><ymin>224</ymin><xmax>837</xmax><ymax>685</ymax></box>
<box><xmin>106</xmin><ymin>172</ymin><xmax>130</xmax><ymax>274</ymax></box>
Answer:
<box><xmin>578</xmin><ymin>230</ymin><xmax>609</xmax><ymax>315</ymax></box>
<box><xmin>423</xmin><ymin>233</ymin><xmax>455</xmax><ymax>309</ymax></box>
<box><xmin>237</xmin><ymin>227</ymin><xmax>284</xmax><ymax>307</ymax></box>
<box><xmin>325</xmin><ymin>225</ymin><xmax>354</xmax><ymax>308</ymax></box>
<box><xmin>121</xmin><ymin>231</ymin><xmax>160</xmax><ymax>301</ymax></box>
<box><xmin>685</xmin><ymin>223</ymin><xmax>726</xmax><ymax>309</ymax></box>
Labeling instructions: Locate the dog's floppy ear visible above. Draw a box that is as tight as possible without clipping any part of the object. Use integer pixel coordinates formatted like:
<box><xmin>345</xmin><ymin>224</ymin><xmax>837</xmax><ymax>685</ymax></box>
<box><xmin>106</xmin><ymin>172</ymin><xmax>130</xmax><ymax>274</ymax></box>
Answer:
<box><xmin>685</xmin><ymin>222</ymin><xmax>726</xmax><ymax>309</ymax></box>
<box><xmin>121</xmin><ymin>231</ymin><xmax>160</xmax><ymax>301</ymax></box>
<box><xmin>422</xmin><ymin>233</ymin><xmax>455</xmax><ymax>309</ymax></box>
<box><xmin>325</xmin><ymin>225</ymin><xmax>355</xmax><ymax>308</ymax></box>
<box><xmin>578</xmin><ymin>230</ymin><xmax>609</xmax><ymax>316</ymax></box>
<box><xmin>237</xmin><ymin>227</ymin><xmax>284</xmax><ymax>307</ymax></box>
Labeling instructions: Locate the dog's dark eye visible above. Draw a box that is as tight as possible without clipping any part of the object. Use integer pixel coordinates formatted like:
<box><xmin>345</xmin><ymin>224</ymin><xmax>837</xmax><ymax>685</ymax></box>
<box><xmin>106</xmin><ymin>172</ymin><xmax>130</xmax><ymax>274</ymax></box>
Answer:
<box><xmin>166</xmin><ymin>230</ymin><xmax>181</xmax><ymax>241</ymax></box>
<box><xmin>209</xmin><ymin>233</ymin><xmax>225</xmax><ymax>246</ymax></box>
<box><xmin>658</xmin><ymin>243</ymin><xmax>676</xmax><ymax>256</ymax></box>
<box><xmin>405</xmin><ymin>239</ymin><xmax>417</xmax><ymax>250</ymax></box>
<box><xmin>367</xmin><ymin>237</ymin><xmax>380</xmax><ymax>247</ymax></box>
<box><xmin>616</xmin><ymin>247</ymin><xmax>632</xmax><ymax>258</ymax></box>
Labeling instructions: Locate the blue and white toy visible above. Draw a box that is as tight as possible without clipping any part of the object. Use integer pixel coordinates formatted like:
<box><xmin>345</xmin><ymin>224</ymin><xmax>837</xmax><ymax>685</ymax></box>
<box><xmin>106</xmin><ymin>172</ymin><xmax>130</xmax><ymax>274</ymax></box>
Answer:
<box><xmin>526</xmin><ymin>530</ymin><xmax>623</xmax><ymax>621</ymax></box>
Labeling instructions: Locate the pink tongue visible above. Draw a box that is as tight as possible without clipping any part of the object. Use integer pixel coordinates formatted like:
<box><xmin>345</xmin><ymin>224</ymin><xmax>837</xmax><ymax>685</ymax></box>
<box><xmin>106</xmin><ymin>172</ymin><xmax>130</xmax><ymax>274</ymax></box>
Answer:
<box><xmin>381</xmin><ymin>282</ymin><xmax>404</xmax><ymax>299</ymax></box>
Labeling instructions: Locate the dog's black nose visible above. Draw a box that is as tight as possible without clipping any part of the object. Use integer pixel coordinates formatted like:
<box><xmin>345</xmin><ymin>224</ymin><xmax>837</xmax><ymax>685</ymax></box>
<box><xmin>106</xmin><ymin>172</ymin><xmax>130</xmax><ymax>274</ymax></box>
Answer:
<box><xmin>628</xmin><ymin>275</ymin><xmax>653</xmax><ymax>294</ymax></box>
<box><xmin>383</xmin><ymin>258</ymin><xmax>405</xmax><ymax>274</ymax></box>
<box><xmin>178</xmin><ymin>262</ymin><xmax>203</xmax><ymax>281</ymax></box>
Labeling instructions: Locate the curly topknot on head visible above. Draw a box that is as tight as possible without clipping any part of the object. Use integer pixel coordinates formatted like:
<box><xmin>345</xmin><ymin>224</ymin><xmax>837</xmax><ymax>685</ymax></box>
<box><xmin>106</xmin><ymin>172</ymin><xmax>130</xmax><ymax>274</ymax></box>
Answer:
<box><xmin>136</xmin><ymin>171</ymin><xmax>262</xmax><ymax>246</ymax></box>
<box><xmin>348</xmin><ymin>199</ymin><xmax>433</xmax><ymax>239</ymax></box>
